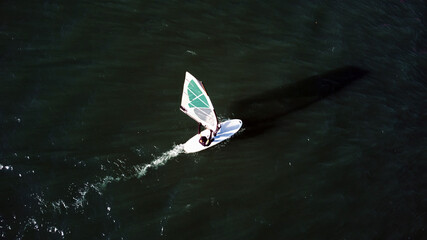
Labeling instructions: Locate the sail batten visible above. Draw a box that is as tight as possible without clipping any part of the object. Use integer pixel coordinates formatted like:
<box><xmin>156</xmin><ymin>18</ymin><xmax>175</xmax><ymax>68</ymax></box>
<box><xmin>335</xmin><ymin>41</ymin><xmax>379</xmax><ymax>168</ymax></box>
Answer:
<box><xmin>180</xmin><ymin>72</ymin><xmax>218</xmax><ymax>131</ymax></box>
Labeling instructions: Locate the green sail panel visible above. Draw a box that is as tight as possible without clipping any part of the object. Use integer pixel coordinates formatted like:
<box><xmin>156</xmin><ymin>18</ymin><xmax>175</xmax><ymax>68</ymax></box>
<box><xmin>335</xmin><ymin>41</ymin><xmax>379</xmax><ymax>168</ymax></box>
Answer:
<box><xmin>188</xmin><ymin>80</ymin><xmax>203</xmax><ymax>99</ymax></box>
<box><xmin>187</xmin><ymin>80</ymin><xmax>210</xmax><ymax>108</ymax></box>
<box><xmin>188</xmin><ymin>94</ymin><xmax>209</xmax><ymax>108</ymax></box>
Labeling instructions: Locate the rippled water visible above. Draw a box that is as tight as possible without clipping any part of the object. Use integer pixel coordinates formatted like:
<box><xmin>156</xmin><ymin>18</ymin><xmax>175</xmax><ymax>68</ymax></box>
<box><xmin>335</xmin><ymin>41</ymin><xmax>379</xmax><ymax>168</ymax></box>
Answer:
<box><xmin>1</xmin><ymin>0</ymin><xmax>426</xmax><ymax>239</ymax></box>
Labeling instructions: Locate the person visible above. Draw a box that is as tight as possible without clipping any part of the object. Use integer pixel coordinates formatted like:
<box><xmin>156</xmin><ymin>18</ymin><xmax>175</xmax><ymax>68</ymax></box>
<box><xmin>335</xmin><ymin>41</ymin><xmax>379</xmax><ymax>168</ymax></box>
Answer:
<box><xmin>198</xmin><ymin>123</ymin><xmax>215</xmax><ymax>146</ymax></box>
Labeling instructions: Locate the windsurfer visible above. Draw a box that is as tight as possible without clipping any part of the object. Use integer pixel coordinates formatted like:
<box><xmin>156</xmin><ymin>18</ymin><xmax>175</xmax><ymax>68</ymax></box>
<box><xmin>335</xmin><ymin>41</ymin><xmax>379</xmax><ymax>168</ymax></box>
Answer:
<box><xmin>198</xmin><ymin>123</ymin><xmax>215</xmax><ymax>146</ymax></box>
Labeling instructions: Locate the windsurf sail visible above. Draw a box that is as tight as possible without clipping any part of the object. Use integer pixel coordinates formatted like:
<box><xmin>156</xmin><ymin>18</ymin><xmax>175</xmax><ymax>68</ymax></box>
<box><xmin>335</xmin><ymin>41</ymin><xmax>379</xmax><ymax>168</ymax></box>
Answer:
<box><xmin>180</xmin><ymin>72</ymin><xmax>218</xmax><ymax>132</ymax></box>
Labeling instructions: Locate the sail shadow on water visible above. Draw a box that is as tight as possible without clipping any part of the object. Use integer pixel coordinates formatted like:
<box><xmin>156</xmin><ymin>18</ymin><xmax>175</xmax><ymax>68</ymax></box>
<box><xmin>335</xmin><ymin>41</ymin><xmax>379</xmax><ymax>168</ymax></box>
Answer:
<box><xmin>230</xmin><ymin>66</ymin><xmax>369</xmax><ymax>138</ymax></box>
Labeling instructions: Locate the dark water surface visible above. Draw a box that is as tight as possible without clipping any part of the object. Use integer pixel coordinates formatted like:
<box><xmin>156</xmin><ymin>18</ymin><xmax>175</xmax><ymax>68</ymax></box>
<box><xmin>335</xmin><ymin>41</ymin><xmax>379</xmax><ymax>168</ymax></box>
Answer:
<box><xmin>1</xmin><ymin>0</ymin><xmax>426</xmax><ymax>239</ymax></box>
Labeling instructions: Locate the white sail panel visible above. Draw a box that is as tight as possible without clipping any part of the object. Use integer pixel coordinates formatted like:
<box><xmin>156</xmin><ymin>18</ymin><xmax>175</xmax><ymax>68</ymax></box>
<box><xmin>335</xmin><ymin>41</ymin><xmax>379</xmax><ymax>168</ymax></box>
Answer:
<box><xmin>180</xmin><ymin>72</ymin><xmax>218</xmax><ymax>131</ymax></box>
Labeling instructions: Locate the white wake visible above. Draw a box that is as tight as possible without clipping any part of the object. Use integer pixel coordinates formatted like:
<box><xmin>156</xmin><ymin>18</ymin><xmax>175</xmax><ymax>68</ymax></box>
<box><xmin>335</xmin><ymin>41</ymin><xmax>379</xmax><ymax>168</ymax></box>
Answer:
<box><xmin>134</xmin><ymin>144</ymin><xmax>185</xmax><ymax>178</ymax></box>
<box><xmin>38</xmin><ymin>144</ymin><xmax>186</xmax><ymax>213</ymax></box>
<box><xmin>95</xmin><ymin>144</ymin><xmax>185</xmax><ymax>190</ymax></box>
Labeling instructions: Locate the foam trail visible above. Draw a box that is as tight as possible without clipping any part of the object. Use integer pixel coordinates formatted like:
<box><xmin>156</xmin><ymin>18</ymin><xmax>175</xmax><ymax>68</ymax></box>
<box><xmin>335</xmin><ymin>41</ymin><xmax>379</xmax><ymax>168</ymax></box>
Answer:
<box><xmin>134</xmin><ymin>144</ymin><xmax>184</xmax><ymax>178</ymax></box>
<box><xmin>65</xmin><ymin>144</ymin><xmax>185</xmax><ymax>210</ymax></box>
<box><xmin>94</xmin><ymin>144</ymin><xmax>185</xmax><ymax>190</ymax></box>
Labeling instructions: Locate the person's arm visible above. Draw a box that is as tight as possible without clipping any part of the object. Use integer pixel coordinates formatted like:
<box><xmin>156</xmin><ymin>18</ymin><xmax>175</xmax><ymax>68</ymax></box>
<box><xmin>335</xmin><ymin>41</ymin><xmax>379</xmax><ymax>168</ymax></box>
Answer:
<box><xmin>206</xmin><ymin>130</ymin><xmax>213</xmax><ymax>146</ymax></box>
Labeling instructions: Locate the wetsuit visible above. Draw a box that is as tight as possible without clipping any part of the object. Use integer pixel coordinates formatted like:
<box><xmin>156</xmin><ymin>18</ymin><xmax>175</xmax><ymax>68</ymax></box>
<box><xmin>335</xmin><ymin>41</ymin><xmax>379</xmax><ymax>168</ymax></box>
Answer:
<box><xmin>198</xmin><ymin>123</ymin><xmax>214</xmax><ymax>146</ymax></box>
